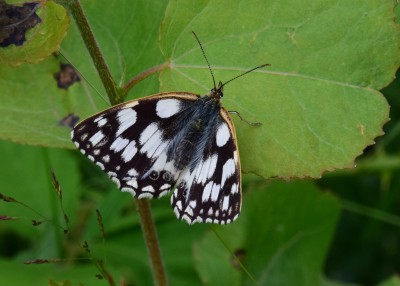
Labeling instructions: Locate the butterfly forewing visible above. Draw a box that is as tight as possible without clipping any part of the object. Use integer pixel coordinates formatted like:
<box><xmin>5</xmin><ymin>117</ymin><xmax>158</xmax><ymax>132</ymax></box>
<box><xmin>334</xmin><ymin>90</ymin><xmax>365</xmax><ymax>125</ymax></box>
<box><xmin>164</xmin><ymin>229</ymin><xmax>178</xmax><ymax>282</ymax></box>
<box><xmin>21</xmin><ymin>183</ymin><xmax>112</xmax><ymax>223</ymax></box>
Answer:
<box><xmin>72</xmin><ymin>92</ymin><xmax>242</xmax><ymax>224</ymax></box>
<box><xmin>71</xmin><ymin>93</ymin><xmax>198</xmax><ymax>198</ymax></box>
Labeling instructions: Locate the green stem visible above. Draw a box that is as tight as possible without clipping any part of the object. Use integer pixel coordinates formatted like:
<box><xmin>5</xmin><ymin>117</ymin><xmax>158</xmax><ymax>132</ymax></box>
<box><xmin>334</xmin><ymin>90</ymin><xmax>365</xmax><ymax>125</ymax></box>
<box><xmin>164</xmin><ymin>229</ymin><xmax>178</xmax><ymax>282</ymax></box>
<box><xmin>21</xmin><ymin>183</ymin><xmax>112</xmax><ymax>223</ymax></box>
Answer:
<box><xmin>123</xmin><ymin>62</ymin><xmax>169</xmax><ymax>96</ymax></box>
<box><xmin>341</xmin><ymin>199</ymin><xmax>400</xmax><ymax>228</ymax></box>
<box><xmin>60</xmin><ymin>0</ymin><xmax>122</xmax><ymax>105</ymax></box>
<box><xmin>136</xmin><ymin>199</ymin><xmax>168</xmax><ymax>286</ymax></box>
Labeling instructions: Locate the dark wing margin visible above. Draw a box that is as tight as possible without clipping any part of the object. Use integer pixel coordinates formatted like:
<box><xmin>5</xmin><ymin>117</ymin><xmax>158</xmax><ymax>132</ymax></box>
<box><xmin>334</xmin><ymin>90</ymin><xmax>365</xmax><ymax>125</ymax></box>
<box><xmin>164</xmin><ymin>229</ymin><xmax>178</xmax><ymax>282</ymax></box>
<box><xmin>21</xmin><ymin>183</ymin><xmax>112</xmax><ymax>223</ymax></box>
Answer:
<box><xmin>71</xmin><ymin>92</ymin><xmax>199</xmax><ymax>199</ymax></box>
<box><xmin>170</xmin><ymin>107</ymin><xmax>242</xmax><ymax>224</ymax></box>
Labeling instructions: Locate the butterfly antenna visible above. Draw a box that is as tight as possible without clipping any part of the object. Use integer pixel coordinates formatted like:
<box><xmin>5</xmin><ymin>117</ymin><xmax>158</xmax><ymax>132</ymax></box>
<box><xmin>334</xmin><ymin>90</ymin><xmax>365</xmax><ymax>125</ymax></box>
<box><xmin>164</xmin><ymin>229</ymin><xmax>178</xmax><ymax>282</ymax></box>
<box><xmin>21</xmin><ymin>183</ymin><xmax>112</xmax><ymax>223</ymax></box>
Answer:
<box><xmin>221</xmin><ymin>63</ymin><xmax>270</xmax><ymax>88</ymax></box>
<box><xmin>192</xmin><ymin>31</ymin><xmax>217</xmax><ymax>90</ymax></box>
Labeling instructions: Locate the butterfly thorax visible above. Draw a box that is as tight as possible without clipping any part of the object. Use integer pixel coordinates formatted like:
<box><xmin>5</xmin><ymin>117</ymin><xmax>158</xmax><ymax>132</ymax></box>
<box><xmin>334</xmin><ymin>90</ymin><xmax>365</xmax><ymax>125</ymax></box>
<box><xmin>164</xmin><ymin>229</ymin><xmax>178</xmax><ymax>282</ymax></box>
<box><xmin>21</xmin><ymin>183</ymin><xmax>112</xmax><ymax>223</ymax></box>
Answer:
<box><xmin>168</xmin><ymin>95</ymin><xmax>221</xmax><ymax>171</ymax></box>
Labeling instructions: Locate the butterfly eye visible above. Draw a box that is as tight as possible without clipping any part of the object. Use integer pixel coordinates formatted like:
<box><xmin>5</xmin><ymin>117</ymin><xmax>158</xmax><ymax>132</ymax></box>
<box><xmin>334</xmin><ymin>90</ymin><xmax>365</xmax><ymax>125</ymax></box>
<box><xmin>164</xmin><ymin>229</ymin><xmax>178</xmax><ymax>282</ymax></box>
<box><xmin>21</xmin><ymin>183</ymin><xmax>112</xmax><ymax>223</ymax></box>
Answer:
<box><xmin>149</xmin><ymin>171</ymin><xmax>159</xmax><ymax>180</ymax></box>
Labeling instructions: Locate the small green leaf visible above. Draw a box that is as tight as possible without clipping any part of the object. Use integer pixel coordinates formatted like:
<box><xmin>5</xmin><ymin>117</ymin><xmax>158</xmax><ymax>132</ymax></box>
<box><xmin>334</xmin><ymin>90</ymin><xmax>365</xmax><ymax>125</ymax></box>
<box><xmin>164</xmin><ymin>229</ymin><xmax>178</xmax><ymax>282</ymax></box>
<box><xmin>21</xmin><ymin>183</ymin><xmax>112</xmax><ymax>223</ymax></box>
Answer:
<box><xmin>0</xmin><ymin>1</ymin><xmax>70</xmax><ymax>66</ymax></box>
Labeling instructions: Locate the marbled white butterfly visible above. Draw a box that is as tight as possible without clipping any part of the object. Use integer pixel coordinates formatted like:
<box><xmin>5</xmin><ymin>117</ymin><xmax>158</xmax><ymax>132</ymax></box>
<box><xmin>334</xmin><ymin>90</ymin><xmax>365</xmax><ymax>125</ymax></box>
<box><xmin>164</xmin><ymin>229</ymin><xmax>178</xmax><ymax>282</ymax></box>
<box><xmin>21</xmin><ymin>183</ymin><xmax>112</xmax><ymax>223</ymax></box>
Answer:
<box><xmin>71</xmin><ymin>33</ymin><xmax>268</xmax><ymax>224</ymax></box>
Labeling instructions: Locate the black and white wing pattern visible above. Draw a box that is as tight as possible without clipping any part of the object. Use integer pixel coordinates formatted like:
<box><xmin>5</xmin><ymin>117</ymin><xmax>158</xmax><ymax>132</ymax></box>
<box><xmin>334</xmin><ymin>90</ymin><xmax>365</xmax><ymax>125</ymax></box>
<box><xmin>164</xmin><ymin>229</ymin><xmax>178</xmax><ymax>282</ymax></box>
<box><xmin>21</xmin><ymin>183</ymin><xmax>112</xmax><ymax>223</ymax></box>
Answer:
<box><xmin>171</xmin><ymin>108</ymin><xmax>241</xmax><ymax>224</ymax></box>
<box><xmin>71</xmin><ymin>92</ymin><xmax>242</xmax><ymax>224</ymax></box>
<box><xmin>71</xmin><ymin>92</ymin><xmax>198</xmax><ymax>199</ymax></box>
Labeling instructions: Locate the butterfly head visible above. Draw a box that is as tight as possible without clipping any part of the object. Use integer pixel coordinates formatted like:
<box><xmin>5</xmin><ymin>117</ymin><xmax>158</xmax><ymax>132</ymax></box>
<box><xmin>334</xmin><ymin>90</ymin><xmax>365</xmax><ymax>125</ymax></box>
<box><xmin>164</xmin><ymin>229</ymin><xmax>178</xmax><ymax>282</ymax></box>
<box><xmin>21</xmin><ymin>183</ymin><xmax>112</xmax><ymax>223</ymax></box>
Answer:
<box><xmin>209</xmin><ymin>81</ymin><xmax>224</xmax><ymax>100</ymax></box>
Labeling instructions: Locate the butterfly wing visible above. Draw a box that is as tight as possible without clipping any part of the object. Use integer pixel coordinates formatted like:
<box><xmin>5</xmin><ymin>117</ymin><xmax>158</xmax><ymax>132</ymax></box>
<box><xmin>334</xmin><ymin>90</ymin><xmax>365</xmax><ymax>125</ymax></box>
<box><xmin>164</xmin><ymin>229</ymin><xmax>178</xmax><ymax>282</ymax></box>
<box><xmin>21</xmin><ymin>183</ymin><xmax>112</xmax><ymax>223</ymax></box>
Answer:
<box><xmin>71</xmin><ymin>92</ymin><xmax>199</xmax><ymax>199</ymax></box>
<box><xmin>170</xmin><ymin>108</ymin><xmax>242</xmax><ymax>224</ymax></box>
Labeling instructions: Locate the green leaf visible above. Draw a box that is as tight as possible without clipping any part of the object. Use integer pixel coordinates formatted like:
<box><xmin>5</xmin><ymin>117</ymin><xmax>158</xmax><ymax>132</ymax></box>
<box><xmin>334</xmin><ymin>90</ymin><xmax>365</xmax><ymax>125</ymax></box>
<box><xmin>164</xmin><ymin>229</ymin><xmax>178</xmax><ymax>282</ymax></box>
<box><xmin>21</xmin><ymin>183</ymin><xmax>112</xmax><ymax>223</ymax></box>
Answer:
<box><xmin>159</xmin><ymin>0</ymin><xmax>399</xmax><ymax>178</ymax></box>
<box><xmin>0</xmin><ymin>1</ymin><xmax>69</xmax><ymax>66</ymax></box>
<box><xmin>193</xmin><ymin>180</ymin><xmax>340</xmax><ymax>285</ymax></box>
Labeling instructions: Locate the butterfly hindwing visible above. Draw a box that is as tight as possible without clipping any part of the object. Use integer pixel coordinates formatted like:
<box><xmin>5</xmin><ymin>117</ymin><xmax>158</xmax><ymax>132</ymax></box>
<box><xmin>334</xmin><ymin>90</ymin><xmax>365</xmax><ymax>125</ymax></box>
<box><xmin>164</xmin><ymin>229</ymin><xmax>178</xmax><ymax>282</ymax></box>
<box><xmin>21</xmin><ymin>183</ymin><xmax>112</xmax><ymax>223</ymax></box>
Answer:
<box><xmin>171</xmin><ymin>108</ymin><xmax>242</xmax><ymax>224</ymax></box>
<box><xmin>71</xmin><ymin>92</ymin><xmax>199</xmax><ymax>199</ymax></box>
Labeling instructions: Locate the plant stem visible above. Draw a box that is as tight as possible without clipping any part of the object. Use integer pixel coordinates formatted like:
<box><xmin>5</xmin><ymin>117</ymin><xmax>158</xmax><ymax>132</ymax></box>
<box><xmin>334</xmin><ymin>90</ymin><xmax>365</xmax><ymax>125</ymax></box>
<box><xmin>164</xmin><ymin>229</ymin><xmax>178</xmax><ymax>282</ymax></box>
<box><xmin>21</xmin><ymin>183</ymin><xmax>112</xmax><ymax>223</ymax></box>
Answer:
<box><xmin>123</xmin><ymin>62</ymin><xmax>169</xmax><ymax>96</ymax></box>
<box><xmin>60</xmin><ymin>0</ymin><xmax>122</xmax><ymax>105</ymax></box>
<box><xmin>59</xmin><ymin>1</ymin><xmax>167</xmax><ymax>284</ymax></box>
<box><xmin>341</xmin><ymin>199</ymin><xmax>400</xmax><ymax>228</ymax></box>
<box><xmin>136</xmin><ymin>199</ymin><xmax>168</xmax><ymax>286</ymax></box>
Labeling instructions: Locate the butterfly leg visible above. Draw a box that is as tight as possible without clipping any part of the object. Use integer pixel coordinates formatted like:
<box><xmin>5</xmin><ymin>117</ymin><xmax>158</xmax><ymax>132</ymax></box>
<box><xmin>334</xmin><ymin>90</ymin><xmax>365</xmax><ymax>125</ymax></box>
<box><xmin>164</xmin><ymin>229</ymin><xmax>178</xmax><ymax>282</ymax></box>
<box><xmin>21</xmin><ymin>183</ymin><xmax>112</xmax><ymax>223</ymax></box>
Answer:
<box><xmin>228</xmin><ymin>111</ymin><xmax>262</xmax><ymax>126</ymax></box>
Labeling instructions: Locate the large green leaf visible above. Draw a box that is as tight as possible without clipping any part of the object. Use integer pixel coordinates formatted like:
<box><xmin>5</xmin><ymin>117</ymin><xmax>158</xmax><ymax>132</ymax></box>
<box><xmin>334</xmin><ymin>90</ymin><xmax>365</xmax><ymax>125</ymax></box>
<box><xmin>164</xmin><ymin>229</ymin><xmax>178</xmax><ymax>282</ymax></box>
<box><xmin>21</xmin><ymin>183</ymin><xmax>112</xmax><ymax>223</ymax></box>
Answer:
<box><xmin>159</xmin><ymin>0</ymin><xmax>398</xmax><ymax>178</ymax></box>
<box><xmin>193</xmin><ymin>180</ymin><xmax>341</xmax><ymax>286</ymax></box>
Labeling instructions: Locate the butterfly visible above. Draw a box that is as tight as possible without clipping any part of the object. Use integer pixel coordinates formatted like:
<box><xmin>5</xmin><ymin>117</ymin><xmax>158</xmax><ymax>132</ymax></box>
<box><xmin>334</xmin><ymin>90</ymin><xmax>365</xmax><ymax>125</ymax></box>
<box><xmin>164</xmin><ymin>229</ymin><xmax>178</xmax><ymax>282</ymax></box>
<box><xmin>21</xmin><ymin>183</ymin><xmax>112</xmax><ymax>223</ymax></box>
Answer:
<box><xmin>71</xmin><ymin>32</ymin><xmax>268</xmax><ymax>224</ymax></box>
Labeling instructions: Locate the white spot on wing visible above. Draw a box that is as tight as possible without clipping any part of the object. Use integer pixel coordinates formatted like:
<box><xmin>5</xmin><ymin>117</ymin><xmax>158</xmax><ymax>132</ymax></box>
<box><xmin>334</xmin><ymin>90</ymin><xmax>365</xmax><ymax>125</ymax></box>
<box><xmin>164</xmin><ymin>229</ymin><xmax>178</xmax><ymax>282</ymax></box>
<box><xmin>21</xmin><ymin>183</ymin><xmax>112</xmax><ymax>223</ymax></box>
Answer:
<box><xmin>117</xmin><ymin>109</ymin><xmax>137</xmax><ymax>136</ymax></box>
<box><xmin>96</xmin><ymin>162</ymin><xmax>104</xmax><ymax>169</ymax></box>
<box><xmin>108</xmin><ymin>171</ymin><xmax>117</xmax><ymax>177</ymax></box>
<box><xmin>121</xmin><ymin>187</ymin><xmax>136</xmax><ymax>196</ymax></box>
<box><xmin>141</xmin><ymin>130</ymin><xmax>163</xmax><ymax>157</ymax></box>
<box><xmin>211</xmin><ymin>183</ymin><xmax>220</xmax><ymax>202</ymax></box>
<box><xmin>138</xmin><ymin>193</ymin><xmax>153</xmax><ymax>199</ymax></box>
<box><xmin>121</xmin><ymin>140</ymin><xmax>137</xmax><ymax>162</ymax></box>
<box><xmin>140</xmin><ymin>123</ymin><xmax>158</xmax><ymax>145</ymax></box>
<box><xmin>110</xmin><ymin>137</ymin><xmax>129</xmax><ymax>152</ymax></box>
<box><xmin>185</xmin><ymin>207</ymin><xmax>193</xmax><ymax>217</ymax></box>
<box><xmin>97</xmin><ymin>118</ymin><xmax>107</xmax><ymax>127</ymax></box>
<box><xmin>197</xmin><ymin>158</ymin><xmax>210</xmax><ymax>185</ymax></box>
<box><xmin>126</xmin><ymin>179</ymin><xmax>138</xmax><ymax>189</ymax></box>
<box><xmin>207</xmin><ymin>154</ymin><xmax>218</xmax><ymax>179</ymax></box>
<box><xmin>89</xmin><ymin>131</ymin><xmax>104</xmax><ymax>146</ymax></box>
<box><xmin>128</xmin><ymin>168</ymin><xmax>138</xmax><ymax>176</ymax></box>
<box><xmin>202</xmin><ymin>181</ymin><xmax>213</xmax><ymax>202</ymax></box>
<box><xmin>159</xmin><ymin>190</ymin><xmax>169</xmax><ymax>197</ymax></box>
<box><xmin>231</xmin><ymin>183</ymin><xmax>239</xmax><ymax>194</ymax></box>
<box><xmin>221</xmin><ymin>159</ymin><xmax>235</xmax><ymax>187</ymax></box>
<box><xmin>102</xmin><ymin>155</ymin><xmax>110</xmax><ymax>163</ymax></box>
<box><xmin>182</xmin><ymin>214</ymin><xmax>192</xmax><ymax>224</ymax></box>
<box><xmin>160</xmin><ymin>184</ymin><xmax>171</xmax><ymax>190</ymax></box>
<box><xmin>142</xmin><ymin>185</ymin><xmax>155</xmax><ymax>193</ymax></box>
<box><xmin>173</xmin><ymin>207</ymin><xmax>180</xmax><ymax>218</ymax></box>
<box><xmin>216</xmin><ymin>123</ymin><xmax>230</xmax><ymax>147</ymax></box>
<box><xmin>176</xmin><ymin>200</ymin><xmax>182</xmax><ymax>210</ymax></box>
<box><xmin>111</xmin><ymin>177</ymin><xmax>120</xmax><ymax>188</ymax></box>
<box><xmin>222</xmin><ymin>195</ymin><xmax>230</xmax><ymax>210</ymax></box>
<box><xmin>156</xmin><ymin>99</ymin><xmax>181</xmax><ymax>118</ymax></box>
